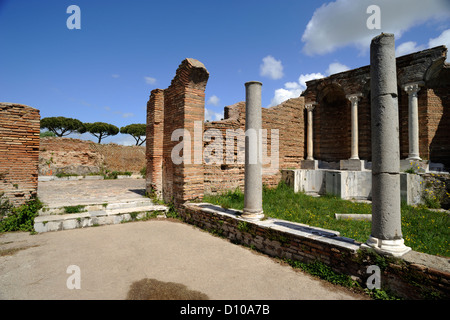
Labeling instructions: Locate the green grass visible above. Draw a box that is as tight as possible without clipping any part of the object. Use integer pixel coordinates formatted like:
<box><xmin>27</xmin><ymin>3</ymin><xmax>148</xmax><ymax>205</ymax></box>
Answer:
<box><xmin>203</xmin><ymin>182</ymin><xmax>449</xmax><ymax>257</ymax></box>
<box><xmin>63</xmin><ymin>205</ymin><xmax>86</xmax><ymax>214</ymax></box>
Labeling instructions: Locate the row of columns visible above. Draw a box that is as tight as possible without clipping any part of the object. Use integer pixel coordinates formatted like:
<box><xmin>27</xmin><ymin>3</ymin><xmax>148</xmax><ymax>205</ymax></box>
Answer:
<box><xmin>241</xmin><ymin>34</ymin><xmax>412</xmax><ymax>257</ymax></box>
<box><xmin>304</xmin><ymin>83</ymin><xmax>423</xmax><ymax>161</ymax></box>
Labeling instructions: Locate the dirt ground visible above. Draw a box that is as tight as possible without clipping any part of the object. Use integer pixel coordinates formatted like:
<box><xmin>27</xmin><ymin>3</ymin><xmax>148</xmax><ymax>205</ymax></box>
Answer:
<box><xmin>0</xmin><ymin>219</ymin><xmax>367</xmax><ymax>300</ymax></box>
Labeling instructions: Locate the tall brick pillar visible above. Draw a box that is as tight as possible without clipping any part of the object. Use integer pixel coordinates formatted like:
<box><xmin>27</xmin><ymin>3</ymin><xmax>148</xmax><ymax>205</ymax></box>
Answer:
<box><xmin>146</xmin><ymin>89</ymin><xmax>165</xmax><ymax>199</ymax></box>
<box><xmin>146</xmin><ymin>58</ymin><xmax>209</xmax><ymax>207</ymax></box>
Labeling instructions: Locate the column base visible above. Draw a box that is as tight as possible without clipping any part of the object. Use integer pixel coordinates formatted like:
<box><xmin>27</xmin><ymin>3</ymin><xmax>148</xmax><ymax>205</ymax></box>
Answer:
<box><xmin>400</xmin><ymin>159</ymin><xmax>428</xmax><ymax>173</ymax></box>
<box><xmin>241</xmin><ymin>209</ymin><xmax>264</xmax><ymax>221</ymax></box>
<box><xmin>301</xmin><ymin>159</ymin><xmax>319</xmax><ymax>170</ymax></box>
<box><xmin>340</xmin><ymin>159</ymin><xmax>365</xmax><ymax>171</ymax></box>
<box><xmin>361</xmin><ymin>236</ymin><xmax>411</xmax><ymax>257</ymax></box>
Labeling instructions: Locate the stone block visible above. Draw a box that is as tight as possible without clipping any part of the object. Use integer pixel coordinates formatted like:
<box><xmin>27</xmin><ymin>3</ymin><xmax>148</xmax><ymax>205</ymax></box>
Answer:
<box><xmin>301</xmin><ymin>159</ymin><xmax>318</xmax><ymax>170</ymax></box>
<box><xmin>340</xmin><ymin>159</ymin><xmax>366</xmax><ymax>171</ymax></box>
<box><xmin>400</xmin><ymin>173</ymin><xmax>423</xmax><ymax>205</ymax></box>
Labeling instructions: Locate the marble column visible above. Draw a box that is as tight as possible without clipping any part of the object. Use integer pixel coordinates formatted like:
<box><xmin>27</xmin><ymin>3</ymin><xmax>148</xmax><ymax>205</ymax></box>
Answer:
<box><xmin>403</xmin><ymin>82</ymin><xmax>423</xmax><ymax>161</ymax></box>
<box><xmin>346</xmin><ymin>93</ymin><xmax>363</xmax><ymax>160</ymax></box>
<box><xmin>346</xmin><ymin>93</ymin><xmax>362</xmax><ymax>160</ymax></box>
<box><xmin>305</xmin><ymin>103</ymin><xmax>316</xmax><ymax>161</ymax></box>
<box><xmin>366</xmin><ymin>33</ymin><xmax>411</xmax><ymax>257</ymax></box>
<box><xmin>242</xmin><ymin>81</ymin><xmax>264</xmax><ymax>221</ymax></box>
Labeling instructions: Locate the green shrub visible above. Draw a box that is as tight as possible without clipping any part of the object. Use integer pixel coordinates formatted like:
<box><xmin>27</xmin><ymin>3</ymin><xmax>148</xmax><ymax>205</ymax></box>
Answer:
<box><xmin>0</xmin><ymin>193</ymin><xmax>13</xmax><ymax>218</ymax></box>
<box><xmin>55</xmin><ymin>172</ymin><xmax>79</xmax><ymax>178</ymax></box>
<box><xmin>0</xmin><ymin>197</ymin><xmax>43</xmax><ymax>232</ymax></box>
<box><xmin>140</xmin><ymin>166</ymin><xmax>147</xmax><ymax>178</ymax></box>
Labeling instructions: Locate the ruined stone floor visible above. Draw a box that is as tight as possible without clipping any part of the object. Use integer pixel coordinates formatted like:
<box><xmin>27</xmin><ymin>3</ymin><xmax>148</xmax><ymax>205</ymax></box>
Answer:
<box><xmin>37</xmin><ymin>178</ymin><xmax>147</xmax><ymax>208</ymax></box>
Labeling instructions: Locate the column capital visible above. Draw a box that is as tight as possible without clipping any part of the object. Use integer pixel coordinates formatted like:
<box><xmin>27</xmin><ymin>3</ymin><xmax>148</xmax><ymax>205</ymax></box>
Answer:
<box><xmin>403</xmin><ymin>81</ymin><xmax>424</xmax><ymax>95</ymax></box>
<box><xmin>346</xmin><ymin>93</ymin><xmax>363</xmax><ymax>103</ymax></box>
<box><xmin>305</xmin><ymin>102</ymin><xmax>317</xmax><ymax>112</ymax></box>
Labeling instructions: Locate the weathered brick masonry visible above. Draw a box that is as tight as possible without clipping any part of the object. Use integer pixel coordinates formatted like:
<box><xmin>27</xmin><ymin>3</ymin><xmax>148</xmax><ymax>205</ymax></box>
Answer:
<box><xmin>146</xmin><ymin>58</ymin><xmax>209</xmax><ymax>205</ymax></box>
<box><xmin>0</xmin><ymin>103</ymin><xmax>40</xmax><ymax>206</ymax></box>
<box><xmin>204</xmin><ymin>96</ymin><xmax>304</xmax><ymax>194</ymax></box>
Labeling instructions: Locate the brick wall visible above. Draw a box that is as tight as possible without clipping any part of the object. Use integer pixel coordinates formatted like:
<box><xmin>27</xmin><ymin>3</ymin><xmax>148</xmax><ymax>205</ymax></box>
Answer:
<box><xmin>0</xmin><ymin>103</ymin><xmax>40</xmax><ymax>207</ymax></box>
<box><xmin>203</xmin><ymin>96</ymin><xmax>304</xmax><ymax>194</ymax></box>
<box><xmin>426</xmin><ymin>66</ymin><xmax>450</xmax><ymax>166</ymax></box>
<box><xmin>146</xmin><ymin>89</ymin><xmax>165</xmax><ymax>197</ymax></box>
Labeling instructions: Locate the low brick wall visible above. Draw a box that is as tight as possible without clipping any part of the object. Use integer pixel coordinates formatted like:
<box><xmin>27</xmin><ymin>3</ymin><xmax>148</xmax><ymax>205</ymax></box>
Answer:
<box><xmin>181</xmin><ymin>203</ymin><xmax>450</xmax><ymax>300</ymax></box>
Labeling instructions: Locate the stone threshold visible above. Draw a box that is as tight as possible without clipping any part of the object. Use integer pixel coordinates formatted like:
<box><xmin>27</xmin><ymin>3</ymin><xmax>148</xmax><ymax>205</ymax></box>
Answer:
<box><xmin>34</xmin><ymin>204</ymin><xmax>168</xmax><ymax>233</ymax></box>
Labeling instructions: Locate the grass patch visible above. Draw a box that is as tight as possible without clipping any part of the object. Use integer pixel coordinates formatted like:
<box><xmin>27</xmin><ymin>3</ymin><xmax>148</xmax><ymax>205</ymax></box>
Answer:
<box><xmin>203</xmin><ymin>182</ymin><xmax>449</xmax><ymax>257</ymax></box>
<box><xmin>55</xmin><ymin>172</ymin><xmax>79</xmax><ymax>178</ymax></box>
<box><xmin>63</xmin><ymin>205</ymin><xmax>86</xmax><ymax>214</ymax></box>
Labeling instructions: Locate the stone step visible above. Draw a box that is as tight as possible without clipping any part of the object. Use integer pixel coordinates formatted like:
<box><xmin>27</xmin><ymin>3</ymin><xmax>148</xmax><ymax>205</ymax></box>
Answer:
<box><xmin>34</xmin><ymin>204</ymin><xmax>168</xmax><ymax>233</ymax></box>
<box><xmin>38</xmin><ymin>199</ymin><xmax>155</xmax><ymax>216</ymax></box>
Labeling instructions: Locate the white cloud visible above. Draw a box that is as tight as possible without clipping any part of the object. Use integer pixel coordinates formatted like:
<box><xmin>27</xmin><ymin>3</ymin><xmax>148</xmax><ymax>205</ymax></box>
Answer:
<box><xmin>270</xmin><ymin>87</ymin><xmax>303</xmax><ymax>107</ymax></box>
<box><xmin>326</xmin><ymin>62</ymin><xmax>350</xmax><ymax>75</ymax></box>
<box><xmin>207</xmin><ymin>95</ymin><xmax>220</xmax><ymax>106</ymax></box>
<box><xmin>395</xmin><ymin>41</ymin><xmax>425</xmax><ymax>56</ymax></box>
<box><xmin>269</xmin><ymin>72</ymin><xmax>325</xmax><ymax>107</ymax></box>
<box><xmin>144</xmin><ymin>76</ymin><xmax>157</xmax><ymax>85</ymax></box>
<box><xmin>122</xmin><ymin>113</ymin><xmax>134</xmax><ymax>118</ymax></box>
<box><xmin>429</xmin><ymin>28</ymin><xmax>450</xmax><ymax>49</ymax></box>
<box><xmin>205</xmin><ymin>108</ymin><xmax>223</xmax><ymax>121</ymax></box>
<box><xmin>301</xmin><ymin>0</ymin><xmax>450</xmax><ymax>56</ymax></box>
<box><xmin>298</xmin><ymin>73</ymin><xmax>326</xmax><ymax>89</ymax></box>
<box><xmin>260</xmin><ymin>55</ymin><xmax>284</xmax><ymax>80</ymax></box>
<box><xmin>111</xmin><ymin>74</ymin><xmax>120</xmax><ymax>78</ymax></box>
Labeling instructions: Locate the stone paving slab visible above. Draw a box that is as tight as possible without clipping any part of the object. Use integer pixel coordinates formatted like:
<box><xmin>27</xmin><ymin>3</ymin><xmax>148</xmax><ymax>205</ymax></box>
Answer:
<box><xmin>37</xmin><ymin>178</ymin><xmax>148</xmax><ymax>207</ymax></box>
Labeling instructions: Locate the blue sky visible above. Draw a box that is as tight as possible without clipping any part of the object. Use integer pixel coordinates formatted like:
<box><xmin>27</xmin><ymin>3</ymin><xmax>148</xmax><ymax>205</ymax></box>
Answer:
<box><xmin>1</xmin><ymin>0</ymin><xmax>449</xmax><ymax>145</ymax></box>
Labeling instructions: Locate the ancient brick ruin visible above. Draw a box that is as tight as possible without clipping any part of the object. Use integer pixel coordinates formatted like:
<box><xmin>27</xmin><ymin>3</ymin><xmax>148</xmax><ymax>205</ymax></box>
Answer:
<box><xmin>146</xmin><ymin>58</ymin><xmax>209</xmax><ymax>205</ymax></box>
<box><xmin>302</xmin><ymin>45</ymin><xmax>450</xmax><ymax>169</ymax></box>
<box><xmin>146</xmin><ymin>46</ymin><xmax>449</xmax><ymax>207</ymax></box>
<box><xmin>146</xmin><ymin>58</ymin><xmax>305</xmax><ymax>205</ymax></box>
<box><xmin>0</xmin><ymin>103</ymin><xmax>40</xmax><ymax>206</ymax></box>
